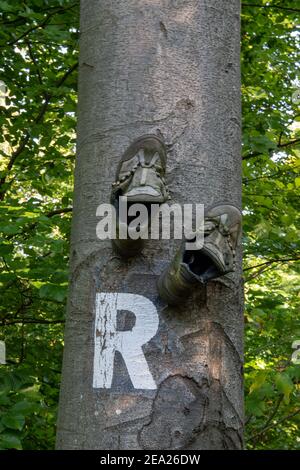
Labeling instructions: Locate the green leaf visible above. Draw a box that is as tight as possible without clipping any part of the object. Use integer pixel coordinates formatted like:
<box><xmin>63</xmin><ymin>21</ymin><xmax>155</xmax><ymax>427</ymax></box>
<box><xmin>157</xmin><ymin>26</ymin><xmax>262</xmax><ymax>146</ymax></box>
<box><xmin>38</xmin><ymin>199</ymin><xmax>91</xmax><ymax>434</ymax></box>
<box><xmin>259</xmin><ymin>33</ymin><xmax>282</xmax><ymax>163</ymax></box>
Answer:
<box><xmin>11</xmin><ymin>400</ymin><xmax>38</xmax><ymax>414</ymax></box>
<box><xmin>249</xmin><ymin>371</ymin><xmax>267</xmax><ymax>394</ymax></box>
<box><xmin>0</xmin><ymin>391</ymin><xmax>11</xmax><ymax>406</ymax></box>
<box><xmin>0</xmin><ymin>1</ymin><xmax>14</xmax><ymax>11</ymax></box>
<box><xmin>275</xmin><ymin>373</ymin><xmax>294</xmax><ymax>404</ymax></box>
<box><xmin>39</xmin><ymin>283</ymin><xmax>67</xmax><ymax>302</ymax></box>
<box><xmin>1</xmin><ymin>413</ymin><xmax>25</xmax><ymax>431</ymax></box>
<box><xmin>0</xmin><ymin>432</ymin><xmax>22</xmax><ymax>450</ymax></box>
<box><xmin>246</xmin><ymin>395</ymin><xmax>266</xmax><ymax>417</ymax></box>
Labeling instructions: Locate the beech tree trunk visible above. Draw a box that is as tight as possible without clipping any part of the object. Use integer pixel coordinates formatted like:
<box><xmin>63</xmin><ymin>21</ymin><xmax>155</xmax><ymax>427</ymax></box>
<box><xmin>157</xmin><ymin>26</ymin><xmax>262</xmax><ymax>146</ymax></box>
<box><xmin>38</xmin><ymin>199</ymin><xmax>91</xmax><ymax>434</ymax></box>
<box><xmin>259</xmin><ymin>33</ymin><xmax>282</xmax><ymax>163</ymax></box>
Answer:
<box><xmin>56</xmin><ymin>0</ymin><xmax>243</xmax><ymax>450</ymax></box>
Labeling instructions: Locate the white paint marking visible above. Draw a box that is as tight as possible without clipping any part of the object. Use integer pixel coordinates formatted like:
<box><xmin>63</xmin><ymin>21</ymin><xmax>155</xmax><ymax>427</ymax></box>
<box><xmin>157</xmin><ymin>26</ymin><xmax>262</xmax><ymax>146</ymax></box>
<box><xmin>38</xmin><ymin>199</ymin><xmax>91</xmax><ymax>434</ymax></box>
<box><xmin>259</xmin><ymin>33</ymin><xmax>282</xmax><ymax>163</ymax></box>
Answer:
<box><xmin>93</xmin><ymin>293</ymin><xmax>159</xmax><ymax>389</ymax></box>
<box><xmin>0</xmin><ymin>341</ymin><xmax>5</xmax><ymax>365</ymax></box>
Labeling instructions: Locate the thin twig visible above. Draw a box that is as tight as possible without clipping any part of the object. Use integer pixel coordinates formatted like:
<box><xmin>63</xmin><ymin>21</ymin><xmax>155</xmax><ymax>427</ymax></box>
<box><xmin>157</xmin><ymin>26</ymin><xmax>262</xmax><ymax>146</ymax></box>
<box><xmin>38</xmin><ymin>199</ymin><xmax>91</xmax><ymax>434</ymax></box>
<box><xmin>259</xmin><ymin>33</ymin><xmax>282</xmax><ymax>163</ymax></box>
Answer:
<box><xmin>250</xmin><ymin>395</ymin><xmax>284</xmax><ymax>445</ymax></box>
<box><xmin>242</xmin><ymin>3</ymin><xmax>300</xmax><ymax>14</ymax></box>
<box><xmin>278</xmin><ymin>138</ymin><xmax>300</xmax><ymax>149</ymax></box>
<box><xmin>243</xmin><ymin>257</ymin><xmax>300</xmax><ymax>272</ymax></box>
<box><xmin>46</xmin><ymin>207</ymin><xmax>73</xmax><ymax>217</ymax></box>
<box><xmin>243</xmin><ymin>138</ymin><xmax>300</xmax><ymax>161</ymax></box>
<box><xmin>249</xmin><ymin>407</ymin><xmax>300</xmax><ymax>442</ymax></box>
<box><xmin>0</xmin><ymin>3</ymin><xmax>79</xmax><ymax>48</ymax></box>
<box><xmin>0</xmin><ymin>62</ymin><xmax>78</xmax><ymax>200</ymax></box>
<box><xmin>26</xmin><ymin>40</ymin><xmax>44</xmax><ymax>87</ymax></box>
<box><xmin>4</xmin><ymin>206</ymin><xmax>73</xmax><ymax>242</ymax></box>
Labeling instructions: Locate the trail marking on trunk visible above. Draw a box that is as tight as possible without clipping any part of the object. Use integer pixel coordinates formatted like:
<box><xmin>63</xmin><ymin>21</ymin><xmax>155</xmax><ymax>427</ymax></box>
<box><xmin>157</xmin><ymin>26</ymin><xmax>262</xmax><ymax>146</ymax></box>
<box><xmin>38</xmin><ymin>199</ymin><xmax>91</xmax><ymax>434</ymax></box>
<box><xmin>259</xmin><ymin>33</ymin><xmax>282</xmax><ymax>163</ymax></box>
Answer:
<box><xmin>93</xmin><ymin>292</ymin><xmax>159</xmax><ymax>389</ymax></box>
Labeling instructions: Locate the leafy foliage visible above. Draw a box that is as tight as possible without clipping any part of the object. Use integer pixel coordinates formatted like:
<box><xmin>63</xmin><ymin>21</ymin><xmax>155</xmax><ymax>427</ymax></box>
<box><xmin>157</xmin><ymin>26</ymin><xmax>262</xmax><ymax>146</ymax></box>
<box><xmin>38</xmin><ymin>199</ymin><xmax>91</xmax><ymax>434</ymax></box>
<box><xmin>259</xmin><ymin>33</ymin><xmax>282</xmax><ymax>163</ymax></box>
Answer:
<box><xmin>0</xmin><ymin>0</ymin><xmax>299</xmax><ymax>450</ymax></box>
<box><xmin>0</xmin><ymin>0</ymin><xmax>78</xmax><ymax>449</ymax></box>
<box><xmin>242</xmin><ymin>1</ymin><xmax>300</xmax><ymax>449</ymax></box>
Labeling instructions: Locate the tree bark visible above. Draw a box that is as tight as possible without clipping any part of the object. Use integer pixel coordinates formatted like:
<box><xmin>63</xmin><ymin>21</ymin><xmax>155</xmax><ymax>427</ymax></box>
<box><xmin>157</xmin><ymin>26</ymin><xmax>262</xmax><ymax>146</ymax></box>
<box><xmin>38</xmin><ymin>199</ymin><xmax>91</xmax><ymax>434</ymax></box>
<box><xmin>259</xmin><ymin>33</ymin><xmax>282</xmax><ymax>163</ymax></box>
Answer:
<box><xmin>56</xmin><ymin>0</ymin><xmax>243</xmax><ymax>450</ymax></box>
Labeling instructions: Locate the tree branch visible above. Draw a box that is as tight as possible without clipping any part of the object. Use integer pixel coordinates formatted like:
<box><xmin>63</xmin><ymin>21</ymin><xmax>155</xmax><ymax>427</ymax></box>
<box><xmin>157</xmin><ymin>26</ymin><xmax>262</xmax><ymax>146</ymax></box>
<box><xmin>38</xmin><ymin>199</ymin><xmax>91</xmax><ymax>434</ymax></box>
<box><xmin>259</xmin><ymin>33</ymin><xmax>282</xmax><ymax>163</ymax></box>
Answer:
<box><xmin>0</xmin><ymin>3</ymin><xmax>79</xmax><ymax>48</ymax></box>
<box><xmin>3</xmin><ymin>319</ymin><xmax>65</xmax><ymax>326</ymax></box>
<box><xmin>46</xmin><ymin>207</ymin><xmax>73</xmax><ymax>218</ymax></box>
<box><xmin>249</xmin><ymin>407</ymin><xmax>300</xmax><ymax>443</ymax></box>
<box><xmin>55</xmin><ymin>61</ymin><xmax>78</xmax><ymax>88</ymax></box>
<box><xmin>244</xmin><ymin>257</ymin><xmax>300</xmax><ymax>282</ymax></box>
<box><xmin>277</xmin><ymin>138</ymin><xmax>300</xmax><ymax>149</ymax></box>
<box><xmin>4</xmin><ymin>207</ymin><xmax>73</xmax><ymax>242</ymax></box>
<box><xmin>243</xmin><ymin>137</ymin><xmax>300</xmax><ymax>161</ymax></box>
<box><xmin>256</xmin><ymin>395</ymin><xmax>284</xmax><ymax>439</ymax></box>
<box><xmin>0</xmin><ymin>62</ymin><xmax>78</xmax><ymax>200</ymax></box>
<box><xmin>0</xmin><ymin>2</ymin><xmax>79</xmax><ymax>27</ymax></box>
<box><xmin>243</xmin><ymin>257</ymin><xmax>300</xmax><ymax>272</ymax></box>
<box><xmin>242</xmin><ymin>168</ymin><xmax>295</xmax><ymax>184</ymax></box>
<box><xmin>242</xmin><ymin>3</ymin><xmax>300</xmax><ymax>13</ymax></box>
<box><xmin>26</xmin><ymin>40</ymin><xmax>44</xmax><ymax>87</ymax></box>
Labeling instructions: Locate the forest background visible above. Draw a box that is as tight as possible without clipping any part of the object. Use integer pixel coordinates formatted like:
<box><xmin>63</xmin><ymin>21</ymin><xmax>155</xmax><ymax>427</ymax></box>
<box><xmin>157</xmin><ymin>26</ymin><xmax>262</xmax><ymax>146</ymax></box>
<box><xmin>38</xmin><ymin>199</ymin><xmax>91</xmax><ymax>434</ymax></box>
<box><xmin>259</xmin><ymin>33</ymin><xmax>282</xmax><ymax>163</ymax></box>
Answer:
<box><xmin>0</xmin><ymin>0</ymin><xmax>299</xmax><ymax>450</ymax></box>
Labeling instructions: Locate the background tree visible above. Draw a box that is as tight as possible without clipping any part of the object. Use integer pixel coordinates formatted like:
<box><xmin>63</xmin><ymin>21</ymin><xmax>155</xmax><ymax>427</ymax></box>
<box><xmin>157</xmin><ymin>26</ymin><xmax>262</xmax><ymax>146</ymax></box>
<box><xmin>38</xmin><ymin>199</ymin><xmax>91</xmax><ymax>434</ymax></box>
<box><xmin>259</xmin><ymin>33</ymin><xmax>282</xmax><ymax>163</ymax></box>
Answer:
<box><xmin>0</xmin><ymin>0</ymin><xmax>79</xmax><ymax>450</ymax></box>
<box><xmin>56</xmin><ymin>0</ymin><xmax>243</xmax><ymax>450</ymax></box>
<box><xmin>0</xmin><ymin>0</ymin><xmax>299</xmax><ymax>450</ymax></box>
<box><xmin>242</xmin><ymin>2</ymin><xmax>300</xmax><ymax>449</ymax></box>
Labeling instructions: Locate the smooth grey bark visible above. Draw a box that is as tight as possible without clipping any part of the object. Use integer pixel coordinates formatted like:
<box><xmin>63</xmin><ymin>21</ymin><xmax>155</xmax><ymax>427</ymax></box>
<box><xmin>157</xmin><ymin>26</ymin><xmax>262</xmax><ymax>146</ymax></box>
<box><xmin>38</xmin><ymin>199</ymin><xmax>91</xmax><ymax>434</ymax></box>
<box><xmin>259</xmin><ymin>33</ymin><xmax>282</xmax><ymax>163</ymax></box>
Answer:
<box><xmin>56</xmin><ymin>0</ymin><xmax>243</xmax><ymax>450</ymax></box>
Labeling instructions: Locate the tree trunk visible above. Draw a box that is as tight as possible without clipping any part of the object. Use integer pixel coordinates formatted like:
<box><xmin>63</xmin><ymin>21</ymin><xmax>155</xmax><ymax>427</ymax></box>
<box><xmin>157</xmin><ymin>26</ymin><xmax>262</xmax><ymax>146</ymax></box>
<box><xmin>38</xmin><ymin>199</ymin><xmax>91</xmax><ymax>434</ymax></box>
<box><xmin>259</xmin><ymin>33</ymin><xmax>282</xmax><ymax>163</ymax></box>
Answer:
<box><xmin>56</xmin><ymin>0</ymin><xmax>243</xmax><ymax>450</ymax></box>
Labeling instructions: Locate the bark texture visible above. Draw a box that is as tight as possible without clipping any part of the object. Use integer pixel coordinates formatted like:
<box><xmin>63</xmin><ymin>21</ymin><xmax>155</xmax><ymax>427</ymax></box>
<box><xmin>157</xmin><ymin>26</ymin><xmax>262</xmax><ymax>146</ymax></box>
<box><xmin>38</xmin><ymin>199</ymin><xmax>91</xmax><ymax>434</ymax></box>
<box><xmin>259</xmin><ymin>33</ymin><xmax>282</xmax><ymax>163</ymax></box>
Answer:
<box><xmin>56</xmin><ymin>0</ymin><xmax>243</xmax><ymax>450</ymax></box>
